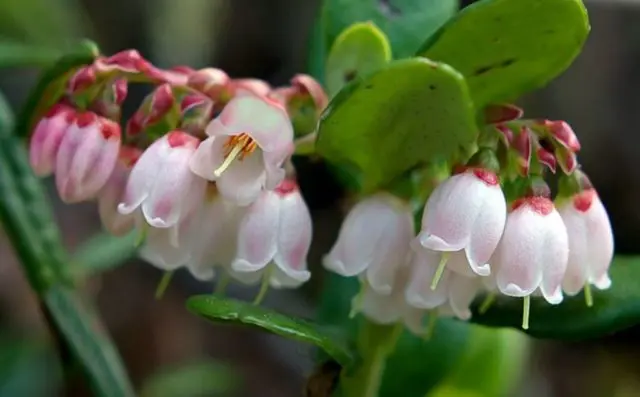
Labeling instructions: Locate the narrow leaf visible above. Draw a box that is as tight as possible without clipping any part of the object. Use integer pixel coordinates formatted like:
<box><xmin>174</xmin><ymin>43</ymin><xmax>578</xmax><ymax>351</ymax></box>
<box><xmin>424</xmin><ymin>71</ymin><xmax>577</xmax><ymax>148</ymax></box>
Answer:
<box><xmin>0</xmin><ymin>40</ymin><xmax>63</xmax><ymax>68</ymax></box>
<box><xmin>187</xmin><ymin>295</ymin><xmax>355</xmax><ymax>368</ymax></box>
<box><xmin>70</xmin><ymin>232</ymin><xmax>138</xmax><ymax>278</ymax></box>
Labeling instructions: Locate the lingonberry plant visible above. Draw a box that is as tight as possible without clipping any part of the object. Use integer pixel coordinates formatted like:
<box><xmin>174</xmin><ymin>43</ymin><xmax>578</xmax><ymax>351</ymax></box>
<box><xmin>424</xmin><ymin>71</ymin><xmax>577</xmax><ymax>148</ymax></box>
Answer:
<box><xmin>0</xmin><ymin>0</ymin><xmax>635</xmax><ymax>396</ymax></box>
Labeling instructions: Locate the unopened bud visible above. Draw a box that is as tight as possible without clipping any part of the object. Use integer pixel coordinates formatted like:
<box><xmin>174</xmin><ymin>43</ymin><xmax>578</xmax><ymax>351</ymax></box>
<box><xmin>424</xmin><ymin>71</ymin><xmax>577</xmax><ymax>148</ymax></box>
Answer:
<box><xmin>512</xmin><ymin>127</ymin><xmax>532</xmax><ymax>175</ymax></box>
<box><xmin>484</xmin><ymin>104</ymin><xmax>523</xmax><ymax>124</ymax></box>
<box><xmin>68</xmin><ymin>65</ymin><xmax>97</xmax><ymax>94</ymax></box>
<box><xmin>187</xmin><ymin>68</ymin><xmax>230</xmax><ymax>99</ymax></box>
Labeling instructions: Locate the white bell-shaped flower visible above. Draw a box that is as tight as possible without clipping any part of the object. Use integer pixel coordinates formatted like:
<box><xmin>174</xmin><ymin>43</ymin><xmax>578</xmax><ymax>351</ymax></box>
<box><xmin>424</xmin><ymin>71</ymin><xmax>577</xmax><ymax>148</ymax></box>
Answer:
<box><xmin>493</xmin><ymin>196</ymin><xmax>569</xmax><ymax>304</ymax></box>
<box><xmin>189</xmin><ymin>95</ymin><xmax>294</xmax><ymax>205</ymax></box>
<box><xmin>558</xmin><ymin>188</ymin><xmax>614</xmax><ymax>295</ymax></box>
<box><xmin>323</xmin><ymin>193</ymin><xmax>414</xmax><ymax>295</ymax></box>
<box><xmin>231</xmin><ymin>179</ymin><xmax>312</xmax><ymax>288</ymax></box>
<box><xmin>118</xmin><ymin>131</ymin><xmax>206</xmax><ymax>236</ymax></box>
<box><xmin>414</xmin><ymin>168</ymin><xmax>507</xmax><ymax>277</ymax></box>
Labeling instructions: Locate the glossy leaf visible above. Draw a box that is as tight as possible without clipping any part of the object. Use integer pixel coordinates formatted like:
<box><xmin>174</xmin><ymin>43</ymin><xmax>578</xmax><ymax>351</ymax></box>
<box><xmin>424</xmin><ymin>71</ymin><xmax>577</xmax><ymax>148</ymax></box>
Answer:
<box><xmin>471</xmin><ymin>256</ymin><xmax>640</xmax><ymax>340</ymax></box>
<box><xmin>15</xmin><ymin>39</ymin><xmax>99</xmax><ymax>138</ymax></box>
<box><xmin>187</xmin><ymin>295</ymin><xmax>355</xmax><ymax>368</ymax></box>
<box><xmin>0</xmin><ymin>40</ymin><xmax>63</xmax><ymax>68</ymax></box>
<box><xmin>427</xmin><ymin>326</ymin><xmax>529</xmax><ymax>397</ymax></box>
<box><xmin>318</xmin><ymin>273</ymin><xmax>472</xmax><ymax>397</ymax></box>
<box><xmin>316</xmin><ymin>58</ymin><xmax>476</xmax><ymax>192</ymax></box>
<box><xmin>0</xmin><ymin>93</ymin><xmax>134</xmax><ymax>396</ymax></box>
<box><xmin>323</xmin><ymin>0</ymin><xmax>458</xmax><ymax>59</ymax></box>
<box><xmin>418</xmin><ymin>0</ymin><xmax>589</xmax><ymax>108</ymax></box>
<box><xmin>70</xmin><ymin>232</ymin><xmax>138</xmax><ymax>278</ymax></box>
<box><xmin>140</xmin><ymin>360</ymin><xmax>239</xmax><ymax>397</ymax></box>
<box><xmin>44</xmin><ymin>285</ymin><xmax>136</xmax><ymax>397</ymax></box>
<box><xmin>325</xmin><ymin>22</ymin><xmax>391</xmax><ymax>97</ymax></box>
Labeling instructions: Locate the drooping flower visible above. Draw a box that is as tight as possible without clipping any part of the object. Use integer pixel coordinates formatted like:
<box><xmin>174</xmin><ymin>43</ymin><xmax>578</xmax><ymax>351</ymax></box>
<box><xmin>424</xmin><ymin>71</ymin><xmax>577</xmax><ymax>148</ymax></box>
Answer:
<box><xmin>557</xmin><ymin>188</ymin><xmax>614</xmax><ymax>295</ymax></box>
<box><xmin>29</xmin><ymin>104</ymin><xmax>75</xmax><ymax>177</ymax></box>
<box><xmin>138</xmin><ymin>215</ymin><xmax>194</xmax><ymax>272</ymax></box>
<box><xmin>323</xmin><ymin>193</ymin><xmax>414</xmax><ymax>295</ymax></box>
<box><xmin>414</xmin><ymin>168</ymin><xmax>507</xmax><ymax>278</ymax></box>
<box><xmin>492</xmin><ymin>196</ymin><xmax>569</xmax><ymax>305</ymax></box>
<box><xmin>55</xmin><ymin>111</ymin><xmax>121</xmax><ymax>203</ymax></box>
<box><xmin>186</xmin><ymin>192</ymin><xmax>246</xmax><ymax>282</ymax></box>
<box><xmin>118</xmin><ymin>131</ymin><xmax>206</xmax><ymax>236</ymax></box>
<box><xmin>189</xmin><ymin>95</ymin><xmax>294</xmax><ymax>205</ymax></box>
<box><xmin>98</xmin><ymin>146</ymin><xmax>141</xmax><ymax>236</ymax></box>
<box><xmin>404</xmin><ymin>250</ymin><xmax>482</xmax><ymax>321</ymax></box>
<box><xmin>230</xmin><ymin>179</ymin><xmax>312</xmax><ymax>288</ymax></box>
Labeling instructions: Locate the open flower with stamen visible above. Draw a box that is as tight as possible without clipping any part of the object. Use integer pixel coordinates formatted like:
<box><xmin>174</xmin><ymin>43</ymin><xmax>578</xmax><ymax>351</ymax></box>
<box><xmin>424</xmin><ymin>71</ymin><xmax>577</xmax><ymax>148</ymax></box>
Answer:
<box><xmin>118</xmin><ymin>131</ymin><xmax>206</xmax><ymax>238</ymax></box>
<box><xmin>55</xmin><ymin>111</ymin><xmax>121</xmax><ymax>203</ymax></box>
<box><xmin>230</xmin><ymin>179</ymin><xmax>312</xmax><ymax>288</ymax></box>
<box><xmin>558</xmin><ymin>188</ymin><xmax>614</xmax><ymax>299</ymax></box>
<box><xmin>492</xmin><ymin>196</ymin><xmax>569</xmax><ymax>329</ymax></box>
<box><xmin>30</xmin><ymin>104</ymin><xmax>75</xmax><ymax>177</ymax></box>
<box><xmin>189</xmin><ymin>95</ymin><xmax>294</xmax><ymax>205</ymax></box>
<box><xmin>323</xmin><ymin>193</ymin><xmax>414</xmax><ymax>295</ymax></box>
<box><xmin>98</xmin><ymin>146</ymin><xmax>141</xmax><ymax>236</ymax></box>
<box><xmin>413</xmin><ymin>168</ymin><xmax>507</xmax><ymax>284</ymax></box>
<box><xmin>138</xmin><ymin>215</ymin><xmax>195</xmax><ymax>272</ymax></box>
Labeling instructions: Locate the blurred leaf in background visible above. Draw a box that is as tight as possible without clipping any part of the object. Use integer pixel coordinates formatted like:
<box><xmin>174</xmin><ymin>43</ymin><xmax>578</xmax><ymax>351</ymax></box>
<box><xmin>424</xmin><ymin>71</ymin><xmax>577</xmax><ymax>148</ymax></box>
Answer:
<box><xmin>139</xmin><ymin>360</ymin><xmax>239</xmax><ymax>397</ymax></box>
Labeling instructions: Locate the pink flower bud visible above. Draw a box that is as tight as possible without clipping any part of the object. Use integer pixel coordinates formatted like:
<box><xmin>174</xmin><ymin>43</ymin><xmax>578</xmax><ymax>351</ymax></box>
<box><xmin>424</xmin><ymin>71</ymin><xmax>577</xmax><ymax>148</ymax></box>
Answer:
<box><xmin>29</xmin><ymin>104</ymin><xmax>75</xmax><ymax>176</ymax></box>
<box><xmin>484</xmin><ymin>104</ymin><xmax>523</xmax><ymax>124</ymax></box>
<box><xmin>228</xmin><ymin>79</ymin><xmax>272</xmax><ymax>98</ymax></box>
<box><xmin>291</xmin><ymin>74</ymin><xmax>329</xmax><ymax>112</ymax></box>
<box><xmin>187</xmin><ymin>68</ymin><xmax>230</xmax><ymax>99</ymax></box>
<box><xmin>68</xmin><ymin>65</ymin><xmax>97</xmax><ymax>94</ymax></box>
<box><xmin>536</xmin><ymin>147</ymin><xmax>557</xmax><ymax>173</ymax></box>
<box><xmin>545</xmin><ymin>120</ymin><xmax>581</xmax><ymax>152</ymax></box>
<box><xmin>324</xmin><ymin>193</ymin><xmax>414</xmax><ymax>294</ymax></box>
<box><xmin>231</xmin><ymin>179</ymin><xmax>312</xmax><ymax>288</ymax></box>
<box><xmin>118</xmin><ymin>131</ymin><xmax>206</xmax><ymax>231</ymax></box>
<box><xmin>558</xmin><ymin>189</ymin><xmax>614</xmax><ymax>295</ymax></box>
<box><xmin>512</xmin><ymin>127</ymin><xmax>532</xmax><ymax>175</ymax></box>
<box><xmin>98</xmin><ymin>146</ymin><xmax>141</xmax><ymax>236</ymax></box>
<box><xmin>189</xmin><ymin>95</ymin><xmax>294</xmax><ymax>205</ymax></box>
<box><xmin>493</xmin><ymin>197</ymin><xmax>569</xmax><ymax>304</ymax></box>
<box><xmin>414</xmin><ymin>168</ymin><xmax>507</xmax><ymax>277</ymax></box>
<box><xmin>55</xmin><ymin>112</ymin><xmax>121</xmax><ymax>203</ymax></box>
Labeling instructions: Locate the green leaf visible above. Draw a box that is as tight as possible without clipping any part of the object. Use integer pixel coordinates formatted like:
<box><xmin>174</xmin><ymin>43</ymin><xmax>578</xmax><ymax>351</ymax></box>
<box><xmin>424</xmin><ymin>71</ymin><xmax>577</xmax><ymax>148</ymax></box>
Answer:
<box><xmin>427</xmin><ymin>326</ymin><xmax>529</xmax><ymax>397</ymax></box>
<box><xmin>0</xmin><ymin>92</ymin><xmax>134</xmax><ymax>396</ymax></box>
<box><xmin>325</xmin><ymin>22</ymin><xmax>391</xmax><ymax>97</ymax></box>
<box><xmin>323</xmin><ymin>0</ymin><xmax>459</xmax><ymax>59</ymax></box>
<box><xmin>318</xmin><ymin>273</ymin><xmax>472</xmax><ymax>397</ymax></box>
<box><xmin>471</xmin><ymin>256</ymin><xmax>640</xmax><ymax>340</ymax></box>
<box><xmin>44</xmin><ymin>285</ymin><xmax>136</xmax><ymax>397</ymax></box>
<box><xmin>417</xmin><ymin>0</ymin><xmax>589</xmax><ymax>108</ymax></box>
<box><xmin>316</xmin><ymin>58</ymin><xmax>476</xmax><ymax>192</ymax></box>
<box><xmin>187</xmin><ymin>295</ymin><xmax>355</xmax><ymax>368</ymax></box>
<box><xmin>140</xmin><ymin>360</ymin><xmax>239</xmax><ymax>397</ymax></box>
<box><xmin>70</xmin><ymin>232</ymin><xmax>138</xmax><ymax>278</ymax></box>
<box><xmin>15</xmin><ymin>39</ymin><xmax>99</xmax><ymax>138</ymax></box>
<box><xmin>0</xmin><ymin>40</ymin><xmax>63</xmax><ymax>68</ymax></box>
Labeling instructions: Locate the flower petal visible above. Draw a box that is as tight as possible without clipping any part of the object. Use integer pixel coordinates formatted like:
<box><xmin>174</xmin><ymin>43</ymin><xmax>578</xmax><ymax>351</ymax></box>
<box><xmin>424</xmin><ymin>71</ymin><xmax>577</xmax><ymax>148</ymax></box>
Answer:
<box><xmin>188</xmin><ymin>135</ymin><xmax>227</xmax><ymax>181</ymax></box>
<box><xmin>405</xmin><ymin>250</ymin><xmax>450</xmax><ymax>309</ymax></box>
<box><xmin>216</xmin><ymin>151</ymin><xmax>266</xmax><ymax>205</ymax></box>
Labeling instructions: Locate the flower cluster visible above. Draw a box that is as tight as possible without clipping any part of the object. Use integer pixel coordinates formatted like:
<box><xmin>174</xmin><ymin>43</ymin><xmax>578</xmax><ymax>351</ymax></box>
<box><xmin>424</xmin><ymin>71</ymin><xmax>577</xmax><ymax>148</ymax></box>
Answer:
<box><xmin>324</xmin><ymin>107</ymin><xmax>614</xmax><ymax>332</ymax></box>
<box><xmin>29</xmin><ymin>50</ymin><xmax>327</xmax><ymax>295</ymax></box>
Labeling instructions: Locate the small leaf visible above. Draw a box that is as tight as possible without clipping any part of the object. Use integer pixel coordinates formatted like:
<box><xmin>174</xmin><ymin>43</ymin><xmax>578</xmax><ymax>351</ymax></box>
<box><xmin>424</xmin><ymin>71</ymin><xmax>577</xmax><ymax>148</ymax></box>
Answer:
<box><xmin>0</xmin><ymin>40</ymin><xmax>63</xmax><ymax>68</ymax></box>
<box><xmin>44</xmin><ymin>285</ymin><xmax>135</xmax><ymax>397</ymax></box>
<box><xmin>316</xmin><ymin>58</ymin><xmax>476</xmax><ymax>192</ymax></box>
<box><xmin>15</xmin><ymin>39</ymin><xmax>99</xmax><ymax>138</ymax></box>
<box><xmin>417</xmin><ymin>0</ymin><xmax>589</xmax><ymax>108</ymax></box>
<box><xmin>325</xmin><ymin>22</ymin><xmax>391</xmax><ymax>97</ymax></box>
<box><xmin>70</xmin><ymin>232</ymin><xmax>138</xmax><ymax>278</ymax></box>
<box><xmin>323</xmin><ymin>0</ymin><xmax>458</xmax><ymax>59</ymax></box>
<box><xmin>140</xmin><ymin>360</ymin><xmax>239</xmax><ymax>397</ymax></box>
<box><xmin>471</xmin><ymin>256</ymin><xmax>640</xmax><ymax>340</ymax></box>
<box><xmin>187</xmin><ymin>295</ymin><xmax>355</xmax><ymax>368</ymax></box>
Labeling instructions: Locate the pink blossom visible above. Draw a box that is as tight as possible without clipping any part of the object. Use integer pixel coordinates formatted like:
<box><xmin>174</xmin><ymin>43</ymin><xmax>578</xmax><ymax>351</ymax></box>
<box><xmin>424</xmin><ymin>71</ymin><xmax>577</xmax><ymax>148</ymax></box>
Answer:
<box><xmin>29</xmin><ymin>104</ymin><xmax>75</xmax><ymax>176</ymax></box>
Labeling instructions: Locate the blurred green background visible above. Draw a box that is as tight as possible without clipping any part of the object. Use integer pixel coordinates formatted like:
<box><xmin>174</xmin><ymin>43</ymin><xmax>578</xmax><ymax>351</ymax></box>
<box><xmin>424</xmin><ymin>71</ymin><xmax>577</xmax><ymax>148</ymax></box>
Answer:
<box><xmin>1</xmin><ymin>0</ymin><xmax>640</xmax><ymax>396</ymax></box>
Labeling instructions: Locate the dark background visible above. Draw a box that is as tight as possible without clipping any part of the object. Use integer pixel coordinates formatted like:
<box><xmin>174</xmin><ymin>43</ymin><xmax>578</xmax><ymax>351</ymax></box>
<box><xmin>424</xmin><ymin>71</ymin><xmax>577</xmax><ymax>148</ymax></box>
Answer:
<box><xmin>1</xmin><ymin>0</ymin><xmax>639</xmax><ymax>396</ymax></box>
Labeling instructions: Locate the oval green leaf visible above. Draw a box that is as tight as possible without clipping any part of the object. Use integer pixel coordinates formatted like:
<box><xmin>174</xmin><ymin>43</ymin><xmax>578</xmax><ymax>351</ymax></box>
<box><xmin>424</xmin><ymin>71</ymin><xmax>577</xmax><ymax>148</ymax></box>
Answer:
<box><xmin>15</xmin><ymin>39</ymin><xmax>99</xmax><ymax>138</ymax></box>
<box><xmin>417</xmin><ymin>0</ymin><xmax>589</xmax><ymax>108</ymax></box>
<box><xmin>325</xmin><ymin>22</ymin><xmax>391</xmax><ymax>97</ymax></box>
<box><xmin>323</xmin><ymin>0</ymin><xmax>458</xmax><ymax>59</ymax></box>
<box><xmin>471</xmin><ymin>256</ymin><xmax>640</xmax><ymax>340</ymax></box>
<box><xmin>316</xmin><ymin>57</ymin><xmax>476</xmax><ymax>192</ymax></box>
<box><xmin>187</xmin><ymin>295</ymin><xmax>355</xmax><ymax>368</ymax></box>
